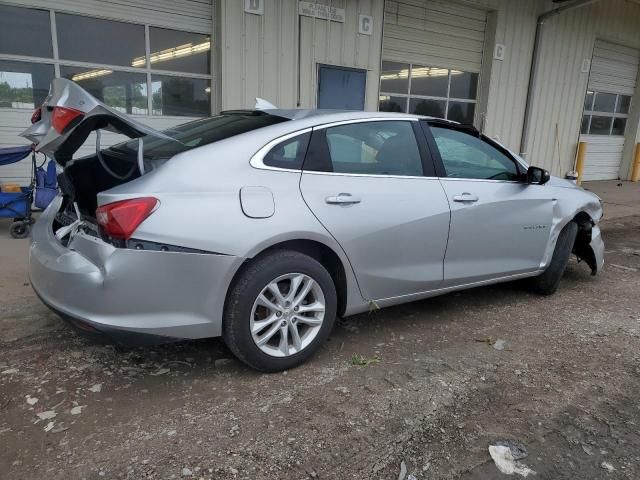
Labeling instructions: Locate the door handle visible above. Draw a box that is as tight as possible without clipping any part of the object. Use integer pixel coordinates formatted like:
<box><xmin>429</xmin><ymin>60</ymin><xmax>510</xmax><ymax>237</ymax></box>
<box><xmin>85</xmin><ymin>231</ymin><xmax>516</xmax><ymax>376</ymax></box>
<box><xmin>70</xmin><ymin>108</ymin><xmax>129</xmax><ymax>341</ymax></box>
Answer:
<box><xmin>325</xmin><ymin>193</ymin><xmax>361</xmax><ymax>205</ymax></box>
<box><xmin>452</xmin><ymin>192</ymin><xmax>479</xmax><ymax>203</ymax></box>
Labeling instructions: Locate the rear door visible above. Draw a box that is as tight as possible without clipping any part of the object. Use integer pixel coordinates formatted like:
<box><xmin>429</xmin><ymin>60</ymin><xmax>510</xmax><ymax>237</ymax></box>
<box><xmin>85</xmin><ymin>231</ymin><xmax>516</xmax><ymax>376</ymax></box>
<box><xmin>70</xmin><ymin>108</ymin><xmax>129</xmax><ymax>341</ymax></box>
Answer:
<box><xmin>424</xmin><ymin>122</ymin><xmax>554</xmax><ymax>286</ymax></box>
<box><xmin>299</xmin><ymin>119</ymin><xmax>450</xmax><ymax>301</ymax></box>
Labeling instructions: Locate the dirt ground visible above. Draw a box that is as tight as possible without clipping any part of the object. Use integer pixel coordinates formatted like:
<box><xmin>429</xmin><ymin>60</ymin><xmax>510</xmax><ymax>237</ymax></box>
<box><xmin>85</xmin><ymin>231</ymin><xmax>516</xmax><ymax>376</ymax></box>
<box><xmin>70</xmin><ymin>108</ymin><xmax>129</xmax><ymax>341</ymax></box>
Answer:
<box><xmin>1</xmin><ymin>216</ymin><xmax>639</xmax><ymax>480</ymax></box>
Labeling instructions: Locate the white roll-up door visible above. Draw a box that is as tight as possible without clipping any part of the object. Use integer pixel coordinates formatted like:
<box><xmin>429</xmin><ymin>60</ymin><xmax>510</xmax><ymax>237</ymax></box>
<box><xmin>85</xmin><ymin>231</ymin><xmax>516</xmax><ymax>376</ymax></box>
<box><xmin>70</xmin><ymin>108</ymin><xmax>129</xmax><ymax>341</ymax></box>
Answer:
<box><xmin>580</xmin><ymin>40</ymin><xmax>640</xmax><ymax>181</ymax></box>
<box><xmin>383</xmin><ymin>0</ymin><xmax>487</xmax><ymax>73</ymax></box>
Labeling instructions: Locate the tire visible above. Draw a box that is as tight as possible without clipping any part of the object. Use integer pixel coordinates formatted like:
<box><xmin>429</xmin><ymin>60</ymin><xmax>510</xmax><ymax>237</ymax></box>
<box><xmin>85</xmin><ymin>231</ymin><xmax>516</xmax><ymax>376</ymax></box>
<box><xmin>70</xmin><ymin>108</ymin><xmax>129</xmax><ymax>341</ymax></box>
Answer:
<box><xmin>9</xmin><ymin>221</ymin><xmax>30</xmax><ymax>239</ymax></box>
<box><xmin>223</xmin><ymin>250</ymin><xmax>337</xmax><ymax>372</ymax></box>
<box><xmin>528</xmin><ymin>221</ymin><xmax>578</xmax><ymax>295</ymax></box>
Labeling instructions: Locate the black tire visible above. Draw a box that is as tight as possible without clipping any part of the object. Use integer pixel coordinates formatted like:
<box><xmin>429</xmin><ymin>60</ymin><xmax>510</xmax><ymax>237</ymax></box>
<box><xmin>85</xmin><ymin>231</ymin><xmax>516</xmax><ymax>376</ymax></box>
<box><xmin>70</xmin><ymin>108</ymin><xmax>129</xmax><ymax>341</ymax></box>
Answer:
<box><xmin>528</xmin><ymin>221</ymin><xmax>578</xmax><ymax>295</ymax></box>
<box><xmin>223</xmin><ymin>250</ymin><xmax>337</xmax><ymax>372</ymax></box>
<box><xmin>9</xmin><ymin>221</ymin><xmax>30</xmax><ymax>239</ymax></box>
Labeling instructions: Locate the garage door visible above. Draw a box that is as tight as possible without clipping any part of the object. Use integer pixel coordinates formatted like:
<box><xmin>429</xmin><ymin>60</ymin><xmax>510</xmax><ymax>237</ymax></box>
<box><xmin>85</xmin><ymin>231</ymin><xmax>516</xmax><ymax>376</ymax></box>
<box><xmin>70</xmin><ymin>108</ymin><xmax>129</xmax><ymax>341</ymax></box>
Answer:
<box><xmin>580</xmin><ymin>40</ymin><xmax>640</xmax><ymax>181</ymax></box>
<box><xmin>379</xmin><ymin>0</ymin><xmax>487</xmax><ymax>124</ymax></box>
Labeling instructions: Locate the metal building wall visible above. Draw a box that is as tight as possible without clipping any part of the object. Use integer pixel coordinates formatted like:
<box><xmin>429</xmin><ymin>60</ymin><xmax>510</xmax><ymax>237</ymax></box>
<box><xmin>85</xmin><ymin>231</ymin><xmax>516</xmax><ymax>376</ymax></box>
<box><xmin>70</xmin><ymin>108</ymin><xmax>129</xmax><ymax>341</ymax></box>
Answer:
<box><xmin>220</xmin><ymin>0</ymin><xmax>385</xmax><ymax>111</ymax></box>
<box><xmin>523</xmin><ymin>0</ymin><xmax>640</xmax><ymax>177</ymax></box>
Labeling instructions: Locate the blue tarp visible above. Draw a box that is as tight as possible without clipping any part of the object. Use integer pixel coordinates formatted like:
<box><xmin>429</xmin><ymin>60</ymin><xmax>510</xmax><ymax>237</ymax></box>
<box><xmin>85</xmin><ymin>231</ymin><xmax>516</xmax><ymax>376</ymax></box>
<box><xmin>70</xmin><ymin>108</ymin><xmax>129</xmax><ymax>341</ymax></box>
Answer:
<box><xmin>0</xmin><ymin>146</ymin><xmax>32</xmax><ymax>166</ymax></box>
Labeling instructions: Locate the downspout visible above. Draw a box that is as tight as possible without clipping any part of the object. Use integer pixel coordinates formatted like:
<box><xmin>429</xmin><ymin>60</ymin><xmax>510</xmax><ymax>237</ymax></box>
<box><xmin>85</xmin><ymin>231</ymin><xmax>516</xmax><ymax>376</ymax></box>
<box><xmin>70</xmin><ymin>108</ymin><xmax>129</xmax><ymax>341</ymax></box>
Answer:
<box><xmin>519</xmin><ymin>0</ymin><xmax>600</xmax><ymax>160</ymax></box>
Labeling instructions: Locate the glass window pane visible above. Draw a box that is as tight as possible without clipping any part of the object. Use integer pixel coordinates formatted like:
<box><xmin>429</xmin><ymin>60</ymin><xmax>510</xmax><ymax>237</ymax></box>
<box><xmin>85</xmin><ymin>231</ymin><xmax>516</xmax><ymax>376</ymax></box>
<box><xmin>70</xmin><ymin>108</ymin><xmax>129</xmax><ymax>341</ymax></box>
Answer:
<box><xmin>449</xmin><ymin>71</ymin><xmax>478</xmax><ymax>99</ymax></box>
<box><xmin>431</xmin><ymin>127</ymin><xmax>519</xmax><ymax>181</ymax></box>
<box><xmin>616</xmin><ymin>95</ymin><xmax>631</xmax><ymax>114</ymax></box>
<box><xmin>60</xmin><ymin>66</ymin><xmax>148</xmax><ymax>114</ymax></box>
<box><xmin>151</xmin><ymin>75</ymin><xmax>210</xmax><ymax>116</ymax></box>
<box><xmin>324</xmin><ymin>121</ymin><xmax>423</xmax><ymax>176</ymax></box>
<box><xmin>0</xmin><ymin>5</ymin><xmax>52</xmax><ymax>58</ymax></box>
<box><xmin>410</xmin><ymin>65</ymin><xmax>448</xmax><ymax>97</ymax></box>
<box><xmin>56</xmin><ymin>13</ymin><xmax>145</xmax><ymax>67</ymax></box>
<box><xmin>581</xmin><ymin>115</ymin><xmax>590</xmax><ymax>134</ymax></box>
<box><xmin>583</xmin><ymin>91</ymin><xmax>594</xmax><ymax>111</ymax></box>
<box><xmin>593</xmin><ymin>92</ymin><xmax>616</xmax><ymax>113</ymax></box>
<box><xmin>588</xmin><ymin>116</ymin><xmax>612</xmax><ymax>135</ymax></box>
<box><xmin>379</xmin><ymin>95</ymin><xmax>407</xmax><ymax>113</ymax></box>
<box><xmin>263</xmin><ymin>133</ymin><xmax>311</xmax><ymax>169</ymax></box>
<box><xmin>148</xmin><ymin>28</ymin><xmax>211</xmax><ymax>74</ymax></box>
<box><xmin>612</xmin><ymin>117</ymin><xmax>627</xmax><ymax>136</ymax></box>
<box><xmin>447</xmin><ymin>101</ymin><xmax>475</xmax><ymax>124</ymax></box>
<box><xmin>0</xmin><ymin>60</ymin><xmax>54</xmax><ymax>109</ymax></box>
<box><xmin>380</xmin><ymin>61</ymin><xmax>409</xmax><ymax>95</ymax></box>
<box><xmin>409</xmin><ymin>98</ymin><xmax>446</xmax><ymax>118</ymax></box>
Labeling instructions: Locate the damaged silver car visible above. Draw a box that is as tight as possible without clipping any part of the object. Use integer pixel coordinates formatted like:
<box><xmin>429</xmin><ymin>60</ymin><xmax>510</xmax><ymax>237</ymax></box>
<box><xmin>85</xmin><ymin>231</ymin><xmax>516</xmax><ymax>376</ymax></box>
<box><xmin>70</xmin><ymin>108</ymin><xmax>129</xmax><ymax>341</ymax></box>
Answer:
<box><xmin>22</xmin><ymin>79</ymin><xmax>604</xmax><ymax>371</ymax></box>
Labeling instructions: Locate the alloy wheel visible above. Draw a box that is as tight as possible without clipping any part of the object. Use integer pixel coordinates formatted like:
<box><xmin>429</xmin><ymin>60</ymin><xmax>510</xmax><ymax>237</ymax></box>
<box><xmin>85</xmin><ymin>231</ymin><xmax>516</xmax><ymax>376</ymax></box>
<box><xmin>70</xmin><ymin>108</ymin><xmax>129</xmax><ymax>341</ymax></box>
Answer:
<box><xmin>250</xmin><ymin>273</ymin><xmax>326</xmax><ymax>357</ymax></box>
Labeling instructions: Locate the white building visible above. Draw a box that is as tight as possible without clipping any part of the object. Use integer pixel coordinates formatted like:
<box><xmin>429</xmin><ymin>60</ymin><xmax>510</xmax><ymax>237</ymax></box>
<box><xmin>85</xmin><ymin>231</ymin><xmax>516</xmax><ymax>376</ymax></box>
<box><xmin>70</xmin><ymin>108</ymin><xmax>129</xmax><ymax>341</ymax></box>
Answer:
<box><xmin>1</xmin><ymin>0</ymin><xmax>639</xmax><ymax>183</ymax></box>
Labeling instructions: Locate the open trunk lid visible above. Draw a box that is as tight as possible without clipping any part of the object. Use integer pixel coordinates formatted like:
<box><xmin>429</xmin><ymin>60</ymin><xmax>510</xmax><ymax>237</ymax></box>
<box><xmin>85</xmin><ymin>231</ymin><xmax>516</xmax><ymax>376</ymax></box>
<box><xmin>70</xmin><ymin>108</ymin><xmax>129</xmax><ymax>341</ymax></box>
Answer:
<box><xmin>20</xmin><ymin>78</ymin><xmax>174</xmax><ymax>165</ymax></box>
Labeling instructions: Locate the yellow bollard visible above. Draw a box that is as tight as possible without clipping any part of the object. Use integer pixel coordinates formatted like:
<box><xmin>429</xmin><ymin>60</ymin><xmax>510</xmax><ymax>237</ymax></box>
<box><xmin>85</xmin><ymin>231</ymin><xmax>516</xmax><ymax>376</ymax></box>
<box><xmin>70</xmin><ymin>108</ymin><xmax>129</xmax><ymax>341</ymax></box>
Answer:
<box><xmin>632</xmin><ymin>143</ymin><xmax>640</xmax><ymax>182</ymax></box>
<box><xmin>576</xmin><ymin>141</ymin><xmax>587</xmax><ymax>185</ymax></box>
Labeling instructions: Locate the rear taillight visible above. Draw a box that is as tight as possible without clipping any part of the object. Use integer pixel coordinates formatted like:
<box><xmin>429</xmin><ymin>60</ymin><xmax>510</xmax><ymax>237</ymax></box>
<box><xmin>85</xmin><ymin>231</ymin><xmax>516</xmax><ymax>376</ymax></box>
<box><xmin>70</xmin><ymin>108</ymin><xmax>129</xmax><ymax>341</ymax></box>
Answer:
<box><xmin>51</xmin><ymin>106</ymin><xmax>84</xmax><ymax>134</ymax></box>
<box><xmin>96</xmin><ymin>197</ymin><xmax>159</xmax><ymax>240</ymax></box>
<box><xmin>31</xmin><ymin>106</ymin><xmax>42</xmax><ymax>124</ymax></box>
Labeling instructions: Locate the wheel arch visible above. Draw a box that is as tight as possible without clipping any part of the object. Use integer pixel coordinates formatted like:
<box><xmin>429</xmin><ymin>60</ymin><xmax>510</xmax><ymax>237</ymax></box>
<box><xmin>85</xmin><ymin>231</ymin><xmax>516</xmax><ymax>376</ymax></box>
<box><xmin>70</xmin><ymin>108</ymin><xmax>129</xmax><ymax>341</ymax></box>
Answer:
<box><xmin>571</xmin><ymin>210</ymin><xmax>598</xmax><ymax>274</ymax></box>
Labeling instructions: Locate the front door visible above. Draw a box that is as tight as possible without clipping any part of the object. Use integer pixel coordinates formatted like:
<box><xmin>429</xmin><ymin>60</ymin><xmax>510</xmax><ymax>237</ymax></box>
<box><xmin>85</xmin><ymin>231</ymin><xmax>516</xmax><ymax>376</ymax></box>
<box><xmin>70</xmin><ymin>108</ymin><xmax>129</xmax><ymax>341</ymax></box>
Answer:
<box><xmin>299</xmin><ymin>119</ymin><xmax>450</xmax><ymax>300</ymax></box>
<box><xmin>317</xmin><ymin>64</ymin><xmax>366</xmax><ymax>110</ymax></box>
<box><xmin>426</xmin><ymin>123</ymin><xmax>554</xmax><ymax>286</ymax></box>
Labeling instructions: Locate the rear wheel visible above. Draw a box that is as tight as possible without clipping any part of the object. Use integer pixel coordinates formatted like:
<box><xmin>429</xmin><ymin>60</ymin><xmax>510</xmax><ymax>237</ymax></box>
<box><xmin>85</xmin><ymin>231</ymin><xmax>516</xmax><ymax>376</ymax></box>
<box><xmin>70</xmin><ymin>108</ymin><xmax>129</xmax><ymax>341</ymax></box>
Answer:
<box><xmin>528</xmin><ymin>221</ymin><xmax>578</xmax><ymax>295</ymax></box>
<box><xmin>9</xmin><ymin>221</ymin><xmax>30</xmax><ymax>239</ymax></box>
<box><xmin>223</xmin><ymin>250</ymin><xmax>337</xmax><ymax>372</ymax></box>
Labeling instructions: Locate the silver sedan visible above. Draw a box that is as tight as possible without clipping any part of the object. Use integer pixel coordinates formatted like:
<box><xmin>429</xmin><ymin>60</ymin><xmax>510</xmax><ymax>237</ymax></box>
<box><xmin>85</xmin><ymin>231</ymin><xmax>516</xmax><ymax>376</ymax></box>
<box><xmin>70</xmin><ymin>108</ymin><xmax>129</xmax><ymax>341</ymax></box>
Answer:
<box><xmin>23</xmin><ymin>79</ymin><xmax>604</xmax><ymax>371</ymax></box>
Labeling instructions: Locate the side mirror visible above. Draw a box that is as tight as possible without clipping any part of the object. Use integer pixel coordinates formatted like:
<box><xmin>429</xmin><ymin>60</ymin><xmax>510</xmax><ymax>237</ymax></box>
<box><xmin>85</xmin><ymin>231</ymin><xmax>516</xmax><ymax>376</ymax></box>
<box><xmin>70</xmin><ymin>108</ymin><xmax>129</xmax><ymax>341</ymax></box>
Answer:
<box><xmin>526</xmin><ymin>166</ymin><xmax>550</xmax><ymax>185</ymax></box>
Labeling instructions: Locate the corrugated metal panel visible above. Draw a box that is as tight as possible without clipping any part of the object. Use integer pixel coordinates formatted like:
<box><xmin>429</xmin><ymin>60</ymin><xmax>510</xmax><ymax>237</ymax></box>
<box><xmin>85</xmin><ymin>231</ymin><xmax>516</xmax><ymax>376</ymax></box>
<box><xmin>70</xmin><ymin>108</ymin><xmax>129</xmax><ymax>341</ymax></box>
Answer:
<box><xmin>220</xmin><ymin>0</ymin><xmax>384</xmax><ymax>110</ymax></box>
<box><xmin>524</xmin><ymin>0</ymin><xmax>640</xmax><ymax>177</ymax></box>
<box><xmin>383</xmin><ymin>0</ymin><xmax>488</xmax><ymax>73</ymax></box>
<box><xmin>3</xmin><ymin>0</ymin><xmax>213</xmax><ymax>33</ymax></box>
<box><xmin>589</xmin><ymin>40</ymin><xmax>640</xmax><ymax>96</ymax></box>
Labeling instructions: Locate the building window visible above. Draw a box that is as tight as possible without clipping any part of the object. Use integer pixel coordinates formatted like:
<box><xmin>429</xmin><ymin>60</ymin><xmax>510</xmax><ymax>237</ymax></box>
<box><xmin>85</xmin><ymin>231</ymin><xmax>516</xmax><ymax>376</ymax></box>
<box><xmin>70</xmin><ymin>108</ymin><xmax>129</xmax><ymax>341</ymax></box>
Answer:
<box><xmin>379</xmin><ymin>61</ymin><xmax>478</xmax><ymax>125</ymax></box>
<box><xmin>0</xmin><ymin>6</ymin><xmax>212</xmax><ymax>117</ymax></box>
<box><xmin>581</xmin><ymin>91</ymin><xmax>631</xmax><ymax>136</ymax></box>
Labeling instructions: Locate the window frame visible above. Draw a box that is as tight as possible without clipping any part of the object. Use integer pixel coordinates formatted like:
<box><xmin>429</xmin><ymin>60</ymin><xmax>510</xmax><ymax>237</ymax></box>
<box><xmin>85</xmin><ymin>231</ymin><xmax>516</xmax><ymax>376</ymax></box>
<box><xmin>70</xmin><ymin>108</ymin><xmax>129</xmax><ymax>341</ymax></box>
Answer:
<box><xmin>0</xmin><ymin>4</ymin><xmax>214</xmax><ymax>118</ymax></box>
<box><xmin>581</xmin><ymin>90</ymin><xmax>631</xmax><ymax>136</ymax></box>
<box><xmin>422</xmin><ymin>120</ymin><xmax>525</xmax><ymax>182</ymax></box>
<box><xmin>379</xmin><ymin>62</ymin><xmax>479</xmax><ymax>125</ymax></box>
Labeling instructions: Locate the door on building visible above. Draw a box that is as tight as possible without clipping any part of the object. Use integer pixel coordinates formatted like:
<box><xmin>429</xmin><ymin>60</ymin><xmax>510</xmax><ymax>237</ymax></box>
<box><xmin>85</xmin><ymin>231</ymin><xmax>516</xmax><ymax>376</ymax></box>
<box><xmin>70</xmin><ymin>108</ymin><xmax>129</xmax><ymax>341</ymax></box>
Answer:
<box><xmin>580</xmin><ymin>40</ymin><xmax>640</xmax><ymax>181</ymax></box>
<box><xmin>316</xmin><ymin>64</ymin><xmax>366</xmax><ymax>110</ymax></box>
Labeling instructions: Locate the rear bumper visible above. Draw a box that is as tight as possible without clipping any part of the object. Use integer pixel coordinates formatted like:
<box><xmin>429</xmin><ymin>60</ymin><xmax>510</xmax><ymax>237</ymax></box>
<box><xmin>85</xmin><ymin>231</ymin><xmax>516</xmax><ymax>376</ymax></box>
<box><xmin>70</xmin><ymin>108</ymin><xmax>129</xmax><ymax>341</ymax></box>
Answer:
<box><xmin>30</xmin><ymin>197</ymin><xmax>244</xmax><ymax>344</ymax></box>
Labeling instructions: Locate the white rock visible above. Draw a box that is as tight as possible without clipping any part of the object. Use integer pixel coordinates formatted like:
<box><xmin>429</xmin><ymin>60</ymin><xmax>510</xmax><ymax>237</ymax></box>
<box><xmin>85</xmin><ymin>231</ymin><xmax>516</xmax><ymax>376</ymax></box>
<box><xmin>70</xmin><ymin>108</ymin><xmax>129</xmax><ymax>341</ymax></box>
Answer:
<box><xmin>89</xmin><ymin>384</ymin><xmax>102</xmax><ymax>393</ymax></box>
<box><xmin>37</xmin><ymin>410</ymin><xmax>57</xmax><ymax>421</ymax></box>
<box><xmin>70</xmin><ymin>406</ymin><xmax>85</xmax><ymax>415</ymax></box>
<box><xmin>44</xmin><ymin>421</ymin><xmax>55</xmax><ymax>432</ymax></box>
<box><xmin>181</xmin><ymin>467</ymin><xmax>192</xmax><ymax>476</ymax></box>
<box><xmin>489</xmin><ymin>445</ymin><xmax>535</xmax><ymax>477</ymax></box>
<box><xmin>601</xmin><ymin>462</ymin><xmax>615</xmax><ymax>472</ymax></box>
<box><xmin>398</xmin><ymin>460</ymin><xmax>407</xmax><ymax>480</ymax></box>
<box><xmin>493</xmin><ymin>339</ymin><xmax>507</xmax><ymax>351</ymax></box>
<box><xmin>1</xmin><ymin>368</ymin><xmax>18</xmax><ymax>375</ymax></box>
<box><xmin>151</xmin><ymin>367</ymin><xmax>170</xmax><ymax>376</ymax></box>
<box><xmin>25</xmin><ymin>395</ymin><xmax>38</xmax><ymax>406</ymax></box>
<box><xmin>230</xmin><ymin>467</ymin><xmax>238</xmax><ymax>475</ymax></box>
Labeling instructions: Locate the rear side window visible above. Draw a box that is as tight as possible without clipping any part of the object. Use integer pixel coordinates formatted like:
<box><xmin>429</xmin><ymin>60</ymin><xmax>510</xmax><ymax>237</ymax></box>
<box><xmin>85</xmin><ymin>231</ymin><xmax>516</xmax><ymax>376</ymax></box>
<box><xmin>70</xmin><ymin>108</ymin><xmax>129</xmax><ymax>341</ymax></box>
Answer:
<box><xmin>430</xmin><ymin>127</ymin><xmax>519</xmax><ymax>181</ymax></box>
<box><xmin>263</xmin><ymin>132</ymin><xmax>311</xmax><ymax>169</ymax></box>
<box><xmin>305</xmin><ymin>121</ymin><xmax>423</xmax><ymax>176</ymax></box>
<box><xmin>109</xmin><ymin>113</ymin><xmax>288</xmax><ymax>160</ymax></box>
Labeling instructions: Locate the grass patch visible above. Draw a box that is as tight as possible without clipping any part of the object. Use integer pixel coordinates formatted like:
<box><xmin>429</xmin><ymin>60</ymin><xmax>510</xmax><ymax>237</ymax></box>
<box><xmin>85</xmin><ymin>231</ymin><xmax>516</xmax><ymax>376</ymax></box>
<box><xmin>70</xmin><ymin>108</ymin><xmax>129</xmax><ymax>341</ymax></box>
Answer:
<box><xmin>350</xmin><ymin>353</ymin><xmax>381</xmax><ymax>366</ymax></box>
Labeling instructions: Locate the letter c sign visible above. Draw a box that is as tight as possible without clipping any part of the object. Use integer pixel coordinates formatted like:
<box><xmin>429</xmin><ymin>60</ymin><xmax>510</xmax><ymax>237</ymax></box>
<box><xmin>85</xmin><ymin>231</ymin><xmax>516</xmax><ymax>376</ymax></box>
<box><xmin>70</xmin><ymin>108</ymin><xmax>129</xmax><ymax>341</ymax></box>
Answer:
<box><xmin>358</xmin><ymin>14</ymin><xmax>373</xmax><ymax>35</ymax></box>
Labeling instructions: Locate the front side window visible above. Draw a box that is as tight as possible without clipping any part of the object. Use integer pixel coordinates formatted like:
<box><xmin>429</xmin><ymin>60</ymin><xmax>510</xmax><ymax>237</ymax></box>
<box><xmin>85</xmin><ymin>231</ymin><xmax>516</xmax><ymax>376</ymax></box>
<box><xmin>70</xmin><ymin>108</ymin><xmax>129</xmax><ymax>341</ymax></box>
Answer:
<box><xmin>379</xmin><ymin>61</ymin><xmax>478</xmax><ymax>125</ymax></box>
<box><xmin>307</xmin><ymin>121</ymin><xmax>423</xmax><ymax>176</ymax></box>
<box><xmin>263</xmin><ymin>133</ymin><xmax>311</xmax><ymax>169</ymax></box>
<box><xmin>581</xmin><ymin>90</ymin><xmax>631</xmax><ymax>136</ymax></box>
<box><xmin>431</xmin><ymin>127</ymin><xmax>519</xmax><ymax>181</ymax></box>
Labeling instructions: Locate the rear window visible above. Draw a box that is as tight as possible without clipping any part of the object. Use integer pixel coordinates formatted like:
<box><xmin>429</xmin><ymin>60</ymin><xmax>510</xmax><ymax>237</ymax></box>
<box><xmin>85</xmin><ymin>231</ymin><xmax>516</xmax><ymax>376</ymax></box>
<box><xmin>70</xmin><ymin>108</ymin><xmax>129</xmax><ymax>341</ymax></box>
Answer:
<box><xmin>109</xmin><ymin>113</ymin><xmax>288</xmax><ymax>160</ymax></box>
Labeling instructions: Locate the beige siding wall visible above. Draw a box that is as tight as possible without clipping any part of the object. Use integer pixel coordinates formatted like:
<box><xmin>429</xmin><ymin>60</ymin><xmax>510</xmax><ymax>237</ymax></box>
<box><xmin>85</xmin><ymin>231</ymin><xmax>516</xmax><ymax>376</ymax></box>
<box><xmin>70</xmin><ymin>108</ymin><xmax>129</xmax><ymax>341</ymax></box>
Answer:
<box><xmin>523</xmin><ymin>0</ymin><xmax>640</xmax><ymax>177</ymax></box>
<box><xmin>220</xmin><ymin>0</ymin><xmax>384</xmax><ymax>111</ymax></box>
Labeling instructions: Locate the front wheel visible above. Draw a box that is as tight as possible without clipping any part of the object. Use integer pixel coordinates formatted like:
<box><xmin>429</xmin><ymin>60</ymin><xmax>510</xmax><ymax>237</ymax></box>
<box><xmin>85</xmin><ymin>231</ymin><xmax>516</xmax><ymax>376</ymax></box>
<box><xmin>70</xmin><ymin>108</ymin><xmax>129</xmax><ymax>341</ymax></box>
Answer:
<box><xmin>9</xmin><ymin>221</ymin><xmax>30</xmax><ymax>239</ymax></box>
<box><xmin>528</xmin><ymin>221</ymin><xmax>578</xmax><ymax>295</ymax></box>
<box><xmin>223</xmin><ymin>250</ymin><xmax>337</xmax><ymax>372</ymax></box>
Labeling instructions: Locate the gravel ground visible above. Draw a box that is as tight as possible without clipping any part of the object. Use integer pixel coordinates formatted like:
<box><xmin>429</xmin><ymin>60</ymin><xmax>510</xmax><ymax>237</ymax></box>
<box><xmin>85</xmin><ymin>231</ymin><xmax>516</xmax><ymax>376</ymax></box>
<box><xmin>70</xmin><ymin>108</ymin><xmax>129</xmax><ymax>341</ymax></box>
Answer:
<box><xmin>1</xmin><ymin>216</ymin><xmax>639</xmax><ymax>479</ymax></box>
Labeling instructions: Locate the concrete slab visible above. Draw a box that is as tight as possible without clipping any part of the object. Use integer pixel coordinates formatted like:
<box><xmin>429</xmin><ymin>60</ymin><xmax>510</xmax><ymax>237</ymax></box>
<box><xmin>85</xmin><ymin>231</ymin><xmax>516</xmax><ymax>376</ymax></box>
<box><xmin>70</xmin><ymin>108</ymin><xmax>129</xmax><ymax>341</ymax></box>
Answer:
<box><xmin>582</xmin><ymin>180</ymin><xmax>640</xmax><ymax>219</ymax></box>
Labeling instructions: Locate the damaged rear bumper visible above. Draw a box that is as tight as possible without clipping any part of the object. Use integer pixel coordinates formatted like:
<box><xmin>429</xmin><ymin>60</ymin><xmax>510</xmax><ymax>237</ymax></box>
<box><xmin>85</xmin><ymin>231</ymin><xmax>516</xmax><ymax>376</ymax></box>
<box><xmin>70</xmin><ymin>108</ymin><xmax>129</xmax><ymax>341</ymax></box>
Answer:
<box><xmin>29</xmin><ymin>197</ymin><xmax>244</xmax><ymax>345</ymax></box>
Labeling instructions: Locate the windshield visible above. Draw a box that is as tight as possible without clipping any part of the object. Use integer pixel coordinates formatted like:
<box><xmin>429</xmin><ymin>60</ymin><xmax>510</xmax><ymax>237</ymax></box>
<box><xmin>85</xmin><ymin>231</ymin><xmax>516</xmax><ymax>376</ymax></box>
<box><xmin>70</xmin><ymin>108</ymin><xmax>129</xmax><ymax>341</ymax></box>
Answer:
<box><xmin>109</xmin><ymin>113</ymin><xmax>288</xmax><ymax>159</ymax></box>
